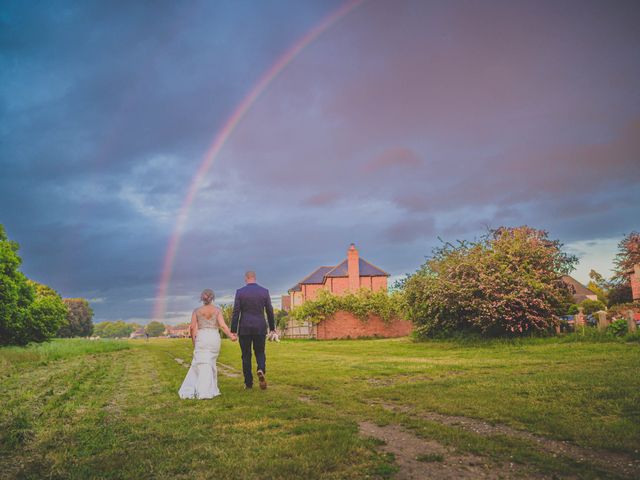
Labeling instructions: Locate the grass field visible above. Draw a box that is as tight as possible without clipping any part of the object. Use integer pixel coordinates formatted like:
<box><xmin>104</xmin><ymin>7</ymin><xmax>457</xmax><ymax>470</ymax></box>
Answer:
<box><xmin>1</xmin><ymin>336</ymin><xmax>639</xmax><ymax>479</ymax></box>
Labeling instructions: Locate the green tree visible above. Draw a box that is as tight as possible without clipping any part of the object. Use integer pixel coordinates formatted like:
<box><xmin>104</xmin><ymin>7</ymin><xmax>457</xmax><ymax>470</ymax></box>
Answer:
<box><xmin>403</xmin><ymin>226</ymin><xmax>577</xmax><ymax>338</ymax></box>
<box><xmin>587</xmin><ymin>269</ymin><xmax>608</xmax><ymax>304</ymax></box>
<box><xmin>58</xmin><ymin>299</ymin><xmax>94</xmax><ymax>337</ymax></box>
<box><xmin>580</xmin><ymin>299</ymin><xmax>606</xmax><ymax>315</ymax></box>
<box><xmin>274</xmin><ymin>308</ymin><xmax>289</xmax><ymax>330</ymax></box>
<box><xmin>0</xmin><ymin>225</ymin><xmax>35</xmax><ymax>346</ymax></box>
<box><xmin>145</xmin><ymin>321</ymin><xmax>165</xmax><ymax>337</ymax></box>
<box><xmin>25</xmin><ymin>280</ymin><xmax>69</xmax><ymax>344</ymax></box>
<box><xmin>0</xmin><ymin>225</ymin><xmax>67</xmax><ymax>345</ymax></box>
<box><xmin>94</xmin><ymin>321</ymin><xmax>138</xmax><ymax>338</ymax></box>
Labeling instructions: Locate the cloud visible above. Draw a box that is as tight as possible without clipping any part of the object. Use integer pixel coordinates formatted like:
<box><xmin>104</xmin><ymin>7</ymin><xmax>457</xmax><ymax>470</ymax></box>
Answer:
<box><xmin>2</xmin><ymin>0</ymin><xmax>639</xmax><ymax>323</ymax></box>
<box><xmin>304</xmin><ymin>192</ymin><xmax>340</xmax><ymax>207</ymax></box>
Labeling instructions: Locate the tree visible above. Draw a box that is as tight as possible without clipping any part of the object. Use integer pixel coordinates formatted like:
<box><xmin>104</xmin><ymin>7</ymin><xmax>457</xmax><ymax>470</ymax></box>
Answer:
<box><xmin>274</xmin><ymin>308</ymin><xmax>289</xmax><ymax>330</ymax></box>
<box><xmin>94</xmin><ymin>321</ymin><xmax>138</xmax><ymax>338</ymax></box>
<box><xmin>580</xmin><ymin>299</ymin><xmax>606</xmax><ymax>315</ymax></box>
<box><xmin>0</xmin><ymin>225</ymin><xmax>67</xmax><ymax>346</ymax></box>
<box><xmin>145</xmin><ymin>321</ymin><xmax>165</xmax><ymax>337</ymax></box>
<box><xmin>587</xmin><ymin>270</ymin><xmax>608</xmax><ymax>304</ymax></box>
<box><xmin>403</xmin><ymin>226</ymin><xmax>578</xmax><ymax>338</ymax></box>
<box><xmin>612</xmin><ymin>232</ymin><xmax>640</xmax><ymax>283</ymax></box>
<box><xmin>58</xmin><ymin>299</ymin><xmax>94</xmax><ymax>337</ymax></box>
<box><xmin>0</xmin><ymin>225</ymin><xmax>35</xmax><ymax>346</ymax></box>
<box><xmin>28</xmin><ymin>289</ymin><xmax>69</xmax><ymax>343</ymax></box>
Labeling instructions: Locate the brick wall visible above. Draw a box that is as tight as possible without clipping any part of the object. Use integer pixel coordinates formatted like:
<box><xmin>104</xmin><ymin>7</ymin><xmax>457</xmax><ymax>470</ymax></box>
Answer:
<box><xmin>631</xmin><ymin>264</ymin><xmax>640</xmax><ymax>301</ymax></box>
<box><xmin>316</xmin><ymin>310</ymin><xmax>413</xmax><ymax>340</ymax></box>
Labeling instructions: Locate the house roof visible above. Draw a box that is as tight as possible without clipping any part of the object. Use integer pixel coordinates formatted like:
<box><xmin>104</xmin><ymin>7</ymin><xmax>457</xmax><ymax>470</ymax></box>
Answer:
<box><xmin>288</xmin><ymin>257</ymin><xmax>389</xmax><ymax>292</ymax></box>
<box><xmin>561</xmin><ymin>275</ymin><xmax>597</xmax><ymax>298</ymax></box>
<box><xmin>288</xmin><ymin>266</ymin><xmax>333</xmax><ymax>292</ymax></box>
<box><xmin>325</xmin><ymin>258</ymin><xmax>389</xmax><ymax>278</ymax></box>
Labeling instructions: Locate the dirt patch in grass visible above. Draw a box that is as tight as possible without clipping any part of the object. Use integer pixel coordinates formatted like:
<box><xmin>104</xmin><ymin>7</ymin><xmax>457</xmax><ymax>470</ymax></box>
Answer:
<box><xmin>217</xmin><ymin>362</ymin><xmax>241</xmax><ymax>378</ymax></box>
<box><xmin>379</xmin><ymin>402</ymin><xmax>640</xmax><ymax>479</ymax></box>
<box><xmin>360</xmin><ymin>421</ymin><xmax>535</xmax><ymax>479</ymax></box>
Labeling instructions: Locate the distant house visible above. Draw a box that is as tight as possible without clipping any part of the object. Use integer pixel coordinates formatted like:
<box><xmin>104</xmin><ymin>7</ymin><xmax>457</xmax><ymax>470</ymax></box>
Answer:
<box><xmin>281</xmin><ymin>244</ymin><xmax>410</xmax><ymax>340</ymax></box>
<box><xmin>561</xmin><ymin>275</ymin><xmax>598</xmax><ymax>303</ymax></box>
<box><xmin>165</xmin><ymin>324</ymin><xmax>190</xmax><ymax>338</ymax></box>
<box><xmin>130</xmin><ymin>328</ymin><xmax>146</xmax><ymax>339</ymax></box>
<box><xmin>283</xmin><ymin>244</ymin><xmax>389</xmax><ymax>310</ymax></box>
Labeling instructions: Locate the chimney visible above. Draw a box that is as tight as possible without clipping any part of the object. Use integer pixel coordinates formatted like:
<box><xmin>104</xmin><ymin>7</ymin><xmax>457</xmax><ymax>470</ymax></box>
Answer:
<box><xmin>348</xmin><ymin>243</ymin><xmax>360</xmax><ymax>292</ymax></box>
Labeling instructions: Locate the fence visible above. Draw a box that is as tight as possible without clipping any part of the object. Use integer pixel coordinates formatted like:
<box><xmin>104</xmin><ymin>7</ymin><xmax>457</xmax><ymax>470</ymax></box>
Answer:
<box><xmin>282</xmin><ymin>320</ymin><xmax>317</xmax><ymax>339</ymax></box>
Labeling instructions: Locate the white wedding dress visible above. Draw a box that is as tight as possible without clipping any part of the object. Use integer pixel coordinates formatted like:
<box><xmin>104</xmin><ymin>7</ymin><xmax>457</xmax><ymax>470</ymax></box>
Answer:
<box><xmin>178</xmin><ymin>307</ymin><xmax>222</xmax><ymax>399</ymax></box>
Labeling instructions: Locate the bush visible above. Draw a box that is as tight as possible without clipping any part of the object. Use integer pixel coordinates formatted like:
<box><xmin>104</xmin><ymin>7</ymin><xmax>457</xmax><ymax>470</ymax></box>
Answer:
<box><xmin>93</xmin><ymin>321</ymin><xmax>139</xmax><ymax>338</ymax></box>
<box><xmin>145</xmin><ymin>321</ymin><xmax>165</xmax><ymax>337</ymax></box>
<box><xmin>607</xmin><ymin>319</ymin><xmax>628</xmax><ymax>337</ymax></box>
<box><xmin>567</xmin><ymin>304</ymin><xmax>580</xmax><ymax>315</ymax></box>
<box><xmin>289</xmin><ymin>289</ymin><xmax>404</xmax><ymax>325</ymax></box>
<box><xmin>403</xmin><ymin>226</ymin><xmax>577</xmax><ymax>338</ymax></box>
<box><xmin>580</xmin><ymin>299</ymin><xmax>606</xmax><ymax>315</ymax></box>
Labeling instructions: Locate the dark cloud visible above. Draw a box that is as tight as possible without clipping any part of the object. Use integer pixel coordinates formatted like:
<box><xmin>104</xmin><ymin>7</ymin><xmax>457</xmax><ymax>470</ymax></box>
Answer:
<box><xmin>2</xmin><ymin>0</ymin><xmax>639</xmax><ymax>323</ymax></box>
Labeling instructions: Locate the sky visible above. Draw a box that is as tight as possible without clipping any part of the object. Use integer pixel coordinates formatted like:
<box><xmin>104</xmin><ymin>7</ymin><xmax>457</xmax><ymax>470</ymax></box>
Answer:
<box><xmin>1</xmin><ymin>0</ymin><xmax>639</xmax><ymax>324</ymax></box>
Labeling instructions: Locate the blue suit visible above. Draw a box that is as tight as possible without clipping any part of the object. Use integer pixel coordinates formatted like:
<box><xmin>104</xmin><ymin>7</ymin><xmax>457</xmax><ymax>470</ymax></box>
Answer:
<box><xmin>230</xmin><ymin>282</ymin><xmax>275</xmax><ymax>387</ymax></box>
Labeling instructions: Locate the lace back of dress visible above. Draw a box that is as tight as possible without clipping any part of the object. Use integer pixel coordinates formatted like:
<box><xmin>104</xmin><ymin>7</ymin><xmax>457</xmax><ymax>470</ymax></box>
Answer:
<box><xmin>196</xmin><ymin>308</ymin><xmax>219</xmax><ymax>329</ymax></box>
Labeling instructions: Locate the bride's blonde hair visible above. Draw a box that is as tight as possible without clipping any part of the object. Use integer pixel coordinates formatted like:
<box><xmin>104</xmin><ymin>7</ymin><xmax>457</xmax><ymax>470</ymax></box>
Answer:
<box><xmin>200</xmin><ymin>289</ymin><xmax>215</xmax><ymax>305</ymax></box>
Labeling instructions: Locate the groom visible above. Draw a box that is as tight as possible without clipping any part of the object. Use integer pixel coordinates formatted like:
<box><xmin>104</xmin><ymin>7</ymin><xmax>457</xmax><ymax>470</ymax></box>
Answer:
<box><xmin>230</xmin><ymin>271</ymin><xmax>275</xmax><ymax>390</ymax></box>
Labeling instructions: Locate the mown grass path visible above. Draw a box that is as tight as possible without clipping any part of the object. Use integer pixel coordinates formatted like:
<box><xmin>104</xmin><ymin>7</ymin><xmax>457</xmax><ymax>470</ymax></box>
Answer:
<box><xmin>1</xmin><ymin>337</ymin><xmax>639</xmax><ymax>479</ymax></box>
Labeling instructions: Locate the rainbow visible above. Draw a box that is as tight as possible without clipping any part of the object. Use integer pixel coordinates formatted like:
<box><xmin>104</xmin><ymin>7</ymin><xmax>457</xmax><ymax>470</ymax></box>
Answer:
<box><xmin>153</xmin><ymin>0</ymin><xmax>366</xmax><ymax>321</ymax></box>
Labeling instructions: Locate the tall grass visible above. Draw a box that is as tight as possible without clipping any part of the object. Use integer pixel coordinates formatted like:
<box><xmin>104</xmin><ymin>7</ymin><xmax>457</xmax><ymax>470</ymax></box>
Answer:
<box><xmin>0</xmin><ymin>338</ymin><xmax>130</xmax><ymax>370</ymax></box>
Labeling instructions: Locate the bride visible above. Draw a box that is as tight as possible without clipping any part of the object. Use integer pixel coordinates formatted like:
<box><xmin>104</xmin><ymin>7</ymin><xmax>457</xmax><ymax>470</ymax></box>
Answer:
<box><xmin>179</xmin><ymin>289</ymin><xmax>236</xmax><ymax>399</ymax></box>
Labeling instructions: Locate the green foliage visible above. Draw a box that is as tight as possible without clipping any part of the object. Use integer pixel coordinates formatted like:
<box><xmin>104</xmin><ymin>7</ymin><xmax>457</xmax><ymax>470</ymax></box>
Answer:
<box><xmin>274</xmin><ymin>308</ymin><xmax>289</xmax><ymax>330</ymax></box>
<box><xmin>567</xmin><ymin>304</ymin><xmax>579</xmax><ymax>315</ymax></box>
<box><xmin>579</xmin><ymin>299</ymin><xmax>606</xmax><ymax>315</ymax></box>
<box><xmin>289</xmin><ymin>289</ymin><xmax>404</xmax><ymax>325</ymax></box>
<box><xmin>587</xmin><ymin>270</ymin><xmax>608</xmax><ymax>304</ymax></box>
<box><xmin>0</xmin><ymin>226</ymin><xmax>68</xmax><ymax>346</ymax></box>
<box><xmin>607</xmin><ymin>319</ymin><xmax>628</xmax><ymax>337</ymax></box>
<box><xmin>0</xmin><ymin>338</ymin><xmax>129</xmax><ymax>369</ymax></box>
<box><xmin>58</xmin><ymin>299</ymin><xmax>94</xmax><ymax>337</ymax></box>
<box><xmin>0</xmin><ymin>225</ymin><xmax>35</xmax><ymax>346</ymax></box>
<box><xmin>403</xmin><ymin>226</ymin><xmax>578</xmax><ymax>338</ymax></box>
<box><xmin>27</xmin><ymin>288</ymin><xmax>69</xmax><ymax>343</ymax></box>
<box><xmin>93</xmin><ymin>321</ymin><xmax>139</xmax><ymax>338</ymax></box>
<box><xmin>145</xmin><ymin>321</ymin><xmax>165</xmax><ymax>337</ymax></box>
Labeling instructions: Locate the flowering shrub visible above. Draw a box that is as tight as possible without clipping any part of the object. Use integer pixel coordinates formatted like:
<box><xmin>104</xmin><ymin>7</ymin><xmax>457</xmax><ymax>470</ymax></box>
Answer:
<box><xmin>403</xmin><ymin>226</ymin><xmax>577</xmax><ymax>338</ymax></box>
<box><xmin>289</xmin><ymin>289</ymin><xmax>404</xmax><ymax>325</ymax></box>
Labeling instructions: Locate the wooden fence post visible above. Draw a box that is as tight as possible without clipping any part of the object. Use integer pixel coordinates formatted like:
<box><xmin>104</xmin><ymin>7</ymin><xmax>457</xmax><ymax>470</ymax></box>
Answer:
<box><xmin>627</xmin><ymin>310</ymin><xmax>637</xmax><ymax>333</ymax></box>
<box><xmin>596</xmin><ymin>311</ymin><xmax>608</xmax><ymax>331</ymax></box>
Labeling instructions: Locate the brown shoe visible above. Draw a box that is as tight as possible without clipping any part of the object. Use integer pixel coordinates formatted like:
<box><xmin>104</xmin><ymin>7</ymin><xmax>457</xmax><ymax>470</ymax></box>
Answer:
<box><xmin>257</xmin><ymin>370</ymin><xmax>267</xmax><ymax>390</ymax></box>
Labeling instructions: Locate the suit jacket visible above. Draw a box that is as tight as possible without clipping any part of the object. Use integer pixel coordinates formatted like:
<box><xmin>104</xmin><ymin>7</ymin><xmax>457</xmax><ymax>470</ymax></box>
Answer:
<box><xmin>230</xmin><ymin>283</ymin><xmax>275</xmax><ymax>335</ymax></box>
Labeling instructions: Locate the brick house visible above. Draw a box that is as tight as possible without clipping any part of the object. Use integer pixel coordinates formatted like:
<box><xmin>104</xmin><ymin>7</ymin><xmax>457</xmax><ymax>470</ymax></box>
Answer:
<box><xmin>628</xmin><ymin>264</ymin><xmax>640</xmax><ymax>301</ymax></box>
<box><xmin>284</xmin><ymin>244</ymin><xmax>389</xmax><ymax>310</ymax></box>
<box><xmin>165</xmin><ymin>324</ymin><xmax>190</xmax><ymax>338</ymax></box>
<box><xmin>282</xmin><ymin>244</ymin><xmax>412</xmax><ymax>339</ymax></box>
